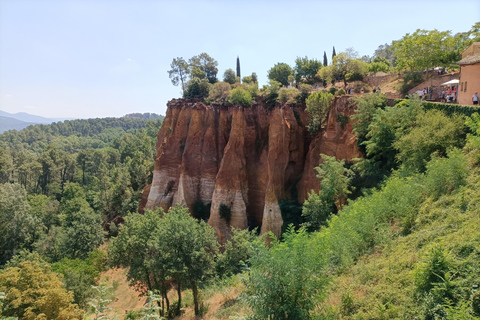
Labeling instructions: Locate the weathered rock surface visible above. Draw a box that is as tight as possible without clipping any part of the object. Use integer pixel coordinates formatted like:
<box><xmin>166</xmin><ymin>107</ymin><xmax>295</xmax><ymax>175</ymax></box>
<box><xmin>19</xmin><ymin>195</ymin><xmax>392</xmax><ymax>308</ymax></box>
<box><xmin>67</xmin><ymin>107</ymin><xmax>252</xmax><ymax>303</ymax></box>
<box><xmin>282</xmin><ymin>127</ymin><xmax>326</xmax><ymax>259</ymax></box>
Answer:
<box><xmin>141</xmin><ymin>96</ymin><xmax>361</xmax><ymax>240</ymax></box>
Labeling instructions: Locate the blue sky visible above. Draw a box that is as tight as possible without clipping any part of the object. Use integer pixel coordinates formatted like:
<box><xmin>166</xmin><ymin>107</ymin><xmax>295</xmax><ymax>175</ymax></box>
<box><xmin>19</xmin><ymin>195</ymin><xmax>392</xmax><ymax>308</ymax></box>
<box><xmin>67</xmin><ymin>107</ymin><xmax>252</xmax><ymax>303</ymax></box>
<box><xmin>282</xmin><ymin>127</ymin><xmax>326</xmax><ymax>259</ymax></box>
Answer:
<box><xmin>0</xmin><ymin>0</ymin><xmax>479</xmax><ymax>119</ymax></box>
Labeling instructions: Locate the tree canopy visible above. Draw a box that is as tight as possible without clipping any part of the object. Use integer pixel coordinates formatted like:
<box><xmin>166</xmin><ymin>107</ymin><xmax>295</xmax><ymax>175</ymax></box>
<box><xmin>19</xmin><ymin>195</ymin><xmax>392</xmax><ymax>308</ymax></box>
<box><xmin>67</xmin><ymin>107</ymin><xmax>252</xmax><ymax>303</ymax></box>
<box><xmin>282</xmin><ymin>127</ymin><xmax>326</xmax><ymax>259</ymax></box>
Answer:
<box><xmin>268</xmin><ymin>63</ymin><xmax>293</xmax><ymax>87</ymax></box>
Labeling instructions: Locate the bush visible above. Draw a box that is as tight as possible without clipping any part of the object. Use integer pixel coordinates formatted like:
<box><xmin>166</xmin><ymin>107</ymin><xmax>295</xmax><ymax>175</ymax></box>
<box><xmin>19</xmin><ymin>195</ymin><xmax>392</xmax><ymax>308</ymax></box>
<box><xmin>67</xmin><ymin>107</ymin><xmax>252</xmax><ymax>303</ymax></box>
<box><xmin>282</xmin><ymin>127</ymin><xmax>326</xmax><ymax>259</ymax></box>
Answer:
<box><xmin>277</xmin><ymin>87</ymin><xmax>300</xmax><ymax>104</ymax></box>
<box><xmin>206</xmin><ymin>82</ymin><xmax>231</xmax><ymax>104</ymax></box>
<box><xmin>193</xmin><ymin>200</ymin><xmax>211</xmax><ymax>221</ymax></box>
<box><xmin>336</xmin><ymin>88</ymin><xmax>346</xmax><ymax>96</ymax></box>
<box><xmin>329</xmin><ymin>86</ymin><xmax>338</xmax><ymax>95</ymax></box>
<box><xmin>229</xmin><ymin>87</ymin><xmax>252</xmax><ymax>107</ymax></box>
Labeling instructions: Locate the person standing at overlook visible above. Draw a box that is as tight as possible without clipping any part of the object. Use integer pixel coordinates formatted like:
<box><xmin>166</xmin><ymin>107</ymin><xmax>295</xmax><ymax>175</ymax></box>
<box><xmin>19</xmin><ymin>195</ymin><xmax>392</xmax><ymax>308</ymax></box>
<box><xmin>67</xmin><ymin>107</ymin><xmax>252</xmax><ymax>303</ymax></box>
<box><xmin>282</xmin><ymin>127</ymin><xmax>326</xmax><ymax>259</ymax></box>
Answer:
<box><xmin>473</xmin><ymin>92</ymin><xmax>479</xmax><ymax>105</ymax></box>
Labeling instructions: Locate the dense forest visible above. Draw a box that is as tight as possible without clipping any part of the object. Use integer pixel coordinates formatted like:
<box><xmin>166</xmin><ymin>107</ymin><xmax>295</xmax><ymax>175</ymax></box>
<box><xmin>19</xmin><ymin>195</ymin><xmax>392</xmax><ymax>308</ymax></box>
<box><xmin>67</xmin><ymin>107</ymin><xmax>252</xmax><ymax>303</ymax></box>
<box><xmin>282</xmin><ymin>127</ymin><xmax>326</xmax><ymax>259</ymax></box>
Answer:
<box><xmin>1</xmin><ymin>22</ymin><xmax>480</xmax><ymax>320</ymax></box>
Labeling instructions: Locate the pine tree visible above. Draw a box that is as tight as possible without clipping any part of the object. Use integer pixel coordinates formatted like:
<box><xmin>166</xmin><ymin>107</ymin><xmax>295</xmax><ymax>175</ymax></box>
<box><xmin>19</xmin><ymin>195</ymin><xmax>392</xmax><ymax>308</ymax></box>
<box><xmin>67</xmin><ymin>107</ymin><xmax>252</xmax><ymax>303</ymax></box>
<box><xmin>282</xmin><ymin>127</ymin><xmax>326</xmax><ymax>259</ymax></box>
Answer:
<box><xmin>332</xmin><ymin>46</ymin><xmax>336</xmax><ymax>61</ymax></box>
<box><xmin>323</xmin><ymin>51</ymin><xmax>328</xmax><ymax>66</ymax></box>
<box><xmin>236</xmin><ymin>56</ymin><xmax>241</xmax><ymax>79</ymax></box>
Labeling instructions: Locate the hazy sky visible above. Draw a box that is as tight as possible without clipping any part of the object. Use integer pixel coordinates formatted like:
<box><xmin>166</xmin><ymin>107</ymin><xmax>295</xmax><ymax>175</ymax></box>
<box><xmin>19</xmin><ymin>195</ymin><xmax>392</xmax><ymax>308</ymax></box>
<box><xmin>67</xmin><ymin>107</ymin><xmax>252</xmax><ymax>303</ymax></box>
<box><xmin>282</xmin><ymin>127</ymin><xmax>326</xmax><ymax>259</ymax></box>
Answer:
<box><xmin>0</xmin><ymin>0</ymin><xmax>479</xmax><ymax>119</ymax></box>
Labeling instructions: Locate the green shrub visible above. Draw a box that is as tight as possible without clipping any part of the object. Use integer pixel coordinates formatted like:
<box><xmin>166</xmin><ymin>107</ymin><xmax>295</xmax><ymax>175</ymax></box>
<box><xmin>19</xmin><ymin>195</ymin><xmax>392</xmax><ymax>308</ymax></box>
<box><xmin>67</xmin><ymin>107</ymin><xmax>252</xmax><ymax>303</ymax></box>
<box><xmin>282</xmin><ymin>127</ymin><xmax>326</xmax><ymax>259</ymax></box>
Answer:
<box><xmin>229</xmin><ymin>87</ymin><xmax>252</xmax><ymax>107</ymax></box>
<box><xmin>206</xmin><ymin>82</ymin><xmax>231</xmax><ymax>104</ymax></box>
<box><xmin>329</xmin><ymin>86</ymin><xmax>338</xmax><ymax>95</ymax></box>
<box><xmin>277</xmin><ymin>87</ymin><xmax>300</xmax><ymax>104</ymax></box>
<box><xmin>336</xmin><ymin>88</ymin><xmax>346</xmax><ymax>96</ymax></box>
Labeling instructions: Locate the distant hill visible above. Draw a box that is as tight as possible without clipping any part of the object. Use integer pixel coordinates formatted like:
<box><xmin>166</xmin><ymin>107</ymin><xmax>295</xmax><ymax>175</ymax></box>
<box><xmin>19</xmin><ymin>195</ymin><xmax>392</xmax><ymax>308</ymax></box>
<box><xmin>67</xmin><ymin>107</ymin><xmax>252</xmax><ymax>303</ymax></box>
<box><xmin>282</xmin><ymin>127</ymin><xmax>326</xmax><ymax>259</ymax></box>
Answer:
<box><xmin>0</xmin><ymin>110</ymin><xmax>69</xmax><ymax>124</ymax></box>
<box><xmin>0</xmin><ymin>116</ymin><xmax>36</xmax><ymax>133</ymax></box>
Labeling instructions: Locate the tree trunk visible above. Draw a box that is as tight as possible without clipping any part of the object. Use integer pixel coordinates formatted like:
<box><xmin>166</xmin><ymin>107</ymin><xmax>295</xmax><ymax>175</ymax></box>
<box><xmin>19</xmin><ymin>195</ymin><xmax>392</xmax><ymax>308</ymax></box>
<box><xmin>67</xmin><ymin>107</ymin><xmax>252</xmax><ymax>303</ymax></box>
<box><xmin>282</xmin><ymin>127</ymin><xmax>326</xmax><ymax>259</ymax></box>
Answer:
<box><xmin>176</xmin><ymin>281</ymin><xmax>182</xmax><ymax>316</ymax></box>
<box><xmin>192</xmin><ymin>281</ymin><xmax>199</xmax><ymax>316</ymax></box>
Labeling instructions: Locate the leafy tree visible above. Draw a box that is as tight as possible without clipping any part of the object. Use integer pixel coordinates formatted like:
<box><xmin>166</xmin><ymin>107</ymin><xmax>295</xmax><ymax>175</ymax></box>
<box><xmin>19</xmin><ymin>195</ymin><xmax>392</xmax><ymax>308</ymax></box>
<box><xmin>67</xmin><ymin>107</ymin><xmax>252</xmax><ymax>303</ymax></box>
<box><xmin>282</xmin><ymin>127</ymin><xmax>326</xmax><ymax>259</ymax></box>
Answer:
<box><xmin>223</xmin><ymin>68</ymin><xmax>237</xmax><ymax>85</ymax></box>
<box><xmin>362</xmin><ymin>98</ymin><xmax>424</xmax><ymax>174</ymax></box>
<box><xmin>215</xmin><ymin>228</ymin><xmax>257</xmax><ymax>278</ymax></box>
<box><xmin>0</xmin><ymin>184</ymin><xmax>40</xmax><ymax>266</ymax></box>
<box><xmin>373</xmin><ymin>43</ymin><xmax>396</xmax><ymax>66</ymax></box>
<box><xmin>331</xmin><ymin>53</ymin><xmax>368</xmax><ymax>86</ymax></box>
<box><xmin>108</xmin><ymin>209</ymin><xmax>171</xmax><ymax>316</ymax></box>
<box><xmin>189</xmin><ymin>53</ymin><xmax>218</xmax><ymax>84</ymax></box>
<box><xmin>236</xmin><ymin>56</ymin><xmax>241</xmax><ymax>79</ymax></box>
<box><xmin>52</xmin><ymin>250</ymin><xmax>105</xmax><ymax>307</ymax></box>
<box><xmin>153</xmin><ymin>206</ymin><xmax>218</xmax><ymax>316</ymax></box>
<box><xmin>394</xmin><ymin>109</ymin><xmax>465</xmax><ymax>172</ymax></box>
<box><xmin>167</xmin><ymin>57</ymin><xmax>190</xmax><ymax>93</ymax></box>
<box><xmin>317</xmin><ymin>65</ymin><xmax>333</xmax><ymax>86</ymax></box>
<box><xmin>267</xmin><ymin>63</ymin><xmax>293</xmax><ymax>87</ymax></box>
<box><xmin>58</xmin><ymin>183</ymin><xmax>104</xmax><ymax>260</ymax></box>
<box><xmin>302</xmin><ymin>154</ymin><xmax>353</xmax><ymax>230</ymax></box>
<box><xmin>0</xmin><ymin>146</ymin><xmax>13</xmax><ymax>184</ymax></box>
<box><xmin>368</xmin><ymin>57</ymin><xmax>392</xmax><ymax>73</ymax></box>
<box><xmin>244</xmin><ymin>226</ymin><xmax>328</xmax><ymax>320</ymax></box>
<box><xmin>305</xmin><ymin>91</ymin><xmax>334</xmax><ymax>134</ymax></box>
<box><xmin>392</xmin><ymin>29</ymin><xmax>461</xmax><ymax>71</ymax></box>
<box><xmin>251</xmin><ymin>72</ymin><xmax>258</xmax><ymax>83</ymax></box>
<box><xmin>84</xmin><ymin>282</ymin><xmax>113</xmax><ymax>320</ymax></box>
<box><xmin>184</xmin><ymin>77</ymin><xmax>210</xmax><ymax>99</ymax></box>
<box><xmin>294</xmin><ymin>56</ymin><xmax>322</xmax><ymax>84</ymax></box>
<box><xmin>351</xmin><ymin>92</ymin><xmax>388</xmax><ymax>146</ymax></box>
<box><xmin>332</xmin><ymin>46</ymin><xmax>336</xmax><ymax>60</ymax></box>
<box><xmin>323</xmin><ymin>51</ymin><xmax>328</xmax><ymax>67</ymax></box>
<box><xmin>229</xmin><ymin>87</ymin><xmax>252</xmax><ymax>107</ymax></box>
<box><xmin>190</xmin><ymin>67</ymin><xmax>206</xmax><ymax>80</ymax></box>
<box><xmin>0</xmin><ymin>260</ymin><xmax>84</xmax><ymax>320</ymax></box>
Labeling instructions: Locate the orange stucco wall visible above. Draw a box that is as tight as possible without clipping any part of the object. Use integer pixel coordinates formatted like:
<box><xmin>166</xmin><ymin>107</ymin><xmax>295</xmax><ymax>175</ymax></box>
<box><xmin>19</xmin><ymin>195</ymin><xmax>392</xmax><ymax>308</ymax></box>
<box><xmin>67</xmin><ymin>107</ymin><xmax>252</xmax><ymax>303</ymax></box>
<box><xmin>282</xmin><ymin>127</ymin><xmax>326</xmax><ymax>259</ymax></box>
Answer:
<box><xmin>462</xmin><ymin>42</ymin><xmax>480</xmax><ymax>58</ymax></box>
<box><xmin>458</xmin><ymin>64</ymin><xmax>480</xmax><ymax>105</ymax></box>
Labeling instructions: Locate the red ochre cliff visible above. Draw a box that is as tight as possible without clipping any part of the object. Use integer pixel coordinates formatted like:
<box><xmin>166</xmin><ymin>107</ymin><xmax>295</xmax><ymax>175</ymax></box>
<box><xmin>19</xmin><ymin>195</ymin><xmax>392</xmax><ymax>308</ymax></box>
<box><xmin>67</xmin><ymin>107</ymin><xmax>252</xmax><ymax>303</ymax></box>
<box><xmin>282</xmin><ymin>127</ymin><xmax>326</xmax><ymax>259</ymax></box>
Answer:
<box><xmin>140</xmin><ymin>96</ymin><xmax>361</xmax><ymax>242</ymax></box>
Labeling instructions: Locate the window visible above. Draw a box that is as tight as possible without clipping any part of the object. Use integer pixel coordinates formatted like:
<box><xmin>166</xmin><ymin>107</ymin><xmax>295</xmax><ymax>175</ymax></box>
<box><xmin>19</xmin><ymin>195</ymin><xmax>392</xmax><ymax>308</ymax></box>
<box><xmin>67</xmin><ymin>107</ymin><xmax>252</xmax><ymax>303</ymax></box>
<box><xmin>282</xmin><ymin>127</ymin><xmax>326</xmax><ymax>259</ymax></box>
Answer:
<box><xmin>461</xmin><ymin>82</ymin><xmax>463</xmax><ymax>92</ymax></box>
<box><xmin>465</xmin><ymin>81</ymin><xmax>468</xmax><ymax>92</ymax></box>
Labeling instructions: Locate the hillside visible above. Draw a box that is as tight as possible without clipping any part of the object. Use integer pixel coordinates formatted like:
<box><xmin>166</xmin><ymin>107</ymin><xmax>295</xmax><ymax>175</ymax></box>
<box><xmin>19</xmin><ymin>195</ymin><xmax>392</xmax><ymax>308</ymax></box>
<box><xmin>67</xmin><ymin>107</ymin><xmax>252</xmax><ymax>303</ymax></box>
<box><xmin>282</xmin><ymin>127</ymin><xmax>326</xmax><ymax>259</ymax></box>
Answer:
<box><xmin>0</xmin><ymin>116</ymin><xmax>35</xmax><ymax>133</ymax></box>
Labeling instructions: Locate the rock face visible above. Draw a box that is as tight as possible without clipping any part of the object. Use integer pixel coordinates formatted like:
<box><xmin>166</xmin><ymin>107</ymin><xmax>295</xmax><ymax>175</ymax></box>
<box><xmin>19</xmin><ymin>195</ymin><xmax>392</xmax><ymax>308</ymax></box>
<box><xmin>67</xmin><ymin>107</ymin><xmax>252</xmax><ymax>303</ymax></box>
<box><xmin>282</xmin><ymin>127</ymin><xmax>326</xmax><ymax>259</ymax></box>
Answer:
<box><xmin>141</xmin><ymin>96</ymin><xmax>361</xmax><ymax>241</ymax></box>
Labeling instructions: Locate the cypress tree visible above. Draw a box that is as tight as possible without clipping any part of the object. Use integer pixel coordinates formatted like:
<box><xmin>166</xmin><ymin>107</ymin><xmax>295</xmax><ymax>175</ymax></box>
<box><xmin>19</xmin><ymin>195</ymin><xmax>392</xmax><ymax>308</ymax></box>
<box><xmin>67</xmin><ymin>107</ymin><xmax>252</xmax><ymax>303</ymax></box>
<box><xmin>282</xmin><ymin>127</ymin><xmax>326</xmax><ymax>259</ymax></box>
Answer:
<box><xmin>236</xmin><ymin>56</ymin><xmax>241</xmax><ymax>79</ymax></box>
<box><xmin>332</xmin><ymin>46</ymin><xmax>336</xmax><ymax>61</ymax></box>
<box><xmin>323</xmin><ymin>51</ymin><xmax>328</xmax><ymax>66</ymax></box>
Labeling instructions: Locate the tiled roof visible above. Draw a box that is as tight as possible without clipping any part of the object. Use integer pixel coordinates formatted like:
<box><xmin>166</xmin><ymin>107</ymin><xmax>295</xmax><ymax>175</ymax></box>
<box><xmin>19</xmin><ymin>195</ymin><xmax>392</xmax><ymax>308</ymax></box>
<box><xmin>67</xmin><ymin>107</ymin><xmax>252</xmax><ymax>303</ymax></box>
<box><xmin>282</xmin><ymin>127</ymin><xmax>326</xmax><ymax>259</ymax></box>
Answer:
<box><xmin>458</xmin><ymin>53</ymin><xmax>480</xmax><ymax>65</ymax></box>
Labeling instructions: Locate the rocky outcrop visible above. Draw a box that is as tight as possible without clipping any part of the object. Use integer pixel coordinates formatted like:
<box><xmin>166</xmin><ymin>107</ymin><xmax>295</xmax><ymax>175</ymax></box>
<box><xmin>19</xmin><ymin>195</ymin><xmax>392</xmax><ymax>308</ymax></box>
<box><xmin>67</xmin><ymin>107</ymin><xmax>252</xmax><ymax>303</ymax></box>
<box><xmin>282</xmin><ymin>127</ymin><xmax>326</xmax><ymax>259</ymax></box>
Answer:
<box><xmin>141</xmin><ymin>96</ymin><xmax>361</xmax><ymax>240</ymax></box>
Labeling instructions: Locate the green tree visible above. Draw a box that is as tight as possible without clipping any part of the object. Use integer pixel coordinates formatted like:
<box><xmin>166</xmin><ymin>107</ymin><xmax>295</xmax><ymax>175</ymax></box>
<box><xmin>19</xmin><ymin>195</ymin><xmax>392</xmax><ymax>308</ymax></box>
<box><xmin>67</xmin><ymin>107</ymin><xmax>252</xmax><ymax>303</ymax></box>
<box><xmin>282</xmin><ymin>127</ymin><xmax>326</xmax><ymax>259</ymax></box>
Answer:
<box><xmin>58</xmin><ymin>183</ymin><xmax>104</xmax><ymax>260</ymax></box>
<box><xmin>302</xmin><ymin>154</ymin><xmax>353</xmax><ymax>230</ymax></box>
<box><xmin>294</xmin><ymin>56</ymin><xmax>322</xmax><ymax>84</ymax></box>
<box><xmin>374</xmin><ymin>43</ymin><xmax>396</xmax><ymax>66</ymax></box>
<box><xmin>394</xmin><ymin>109</ymin><xmax>465</xmax><ymax>172</ymax></box>
<box><xmin>0</xmin><ymin>260</ymin><xmax>84</xmax><ymax>320</ymax></box>
<box><xmin>332</xmin><ymin>46</ymin><xmax>336</xmax><ymax>60</ymax></box>
<box><xmin>223</xmin><ymin>68</ymin><xmax>237</xmax><ymax>85</ymax></box>
<box><xmin>0</xmin><ymin>184</ymin><xmax>40</xmax><ymax>266</ymax></box>
<box><xmin>323</xmin><ymin>51</ymin><xmax>328</xmax><ymax>67</ymax></box>
<box><xmin>392</xmin><ymin>29</ymin><xmax>460</xmax><ymax>71</ymax></box>
<box><xmin>168</xmin><ymin>57</ymin><xmax>190</xmax><ymax>94</ymax></box>
<box><xmin>305</xmin><ymin>91</ymin><xmax>334</xmax><ymax>134</ymax></box>
<box><xmin>236</xmin><ymin>56</ymin><xmax>241</xmax><ymax>79</ymax></box>
<box><xmin>189</xmin><ymin>53</ymin><xmax>218</xmax><ymax>84</ymax></box>
<box><xmin>154</xmin><ymin>206</ymin><xmax>219</xmax><ymax>316</ymax></box>
<box><xmin>268</xmin><ymin>63</ymin><xmax>293</xmax><ymax>87</ymax></box>
<box><xmin>331</xmin><ymin>52</ymin><xmax>368</xmax><ymax>86</ymax></box>
<box><xmin>108</xmin><ymin>209</ymin><xmax>171</xmax><ymax>316</ymax></box>
<box><xmin>184</xmin><ymin>77</ymin><xmax>211</xmax><ymax>99</ymax></box>
<box><xmin>244</xmin><ymin>226</ymin><xmax>328</xmax><ymax>320</ymax></box>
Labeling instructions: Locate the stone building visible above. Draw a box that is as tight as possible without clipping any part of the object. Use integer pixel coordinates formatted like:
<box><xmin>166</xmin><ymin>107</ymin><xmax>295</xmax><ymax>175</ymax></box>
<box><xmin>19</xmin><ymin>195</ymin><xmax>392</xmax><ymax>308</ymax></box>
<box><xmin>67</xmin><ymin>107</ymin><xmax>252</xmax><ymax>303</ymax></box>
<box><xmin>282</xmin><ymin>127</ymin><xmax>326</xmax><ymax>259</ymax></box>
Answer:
<box><xmin>458</xmin><ymin>42</ymin><xmax>480</xmax><ymax>105</ymax></box>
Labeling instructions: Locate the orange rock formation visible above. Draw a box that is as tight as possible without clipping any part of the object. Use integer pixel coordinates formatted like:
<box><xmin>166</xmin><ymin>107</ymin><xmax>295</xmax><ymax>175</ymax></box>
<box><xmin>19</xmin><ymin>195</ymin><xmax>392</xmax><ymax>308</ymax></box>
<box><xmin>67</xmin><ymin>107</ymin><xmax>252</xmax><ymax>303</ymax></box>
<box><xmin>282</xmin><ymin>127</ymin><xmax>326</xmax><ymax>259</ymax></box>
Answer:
<box><xmin>141</xmin><ymin>96</ymin><xmax>361</xmax><ymax>241</ymax></box>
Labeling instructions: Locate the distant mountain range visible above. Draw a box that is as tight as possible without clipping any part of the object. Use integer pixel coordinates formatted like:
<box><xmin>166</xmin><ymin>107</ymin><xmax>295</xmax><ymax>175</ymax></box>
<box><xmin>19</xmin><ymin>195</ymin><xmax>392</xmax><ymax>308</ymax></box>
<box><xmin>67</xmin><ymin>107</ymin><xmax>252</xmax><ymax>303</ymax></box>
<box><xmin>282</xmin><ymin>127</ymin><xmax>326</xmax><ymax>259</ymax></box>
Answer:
<box><xmin>0</xmin><ymin>111</ymin><xmax>71</xmax><ymax>134</ymax></box>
